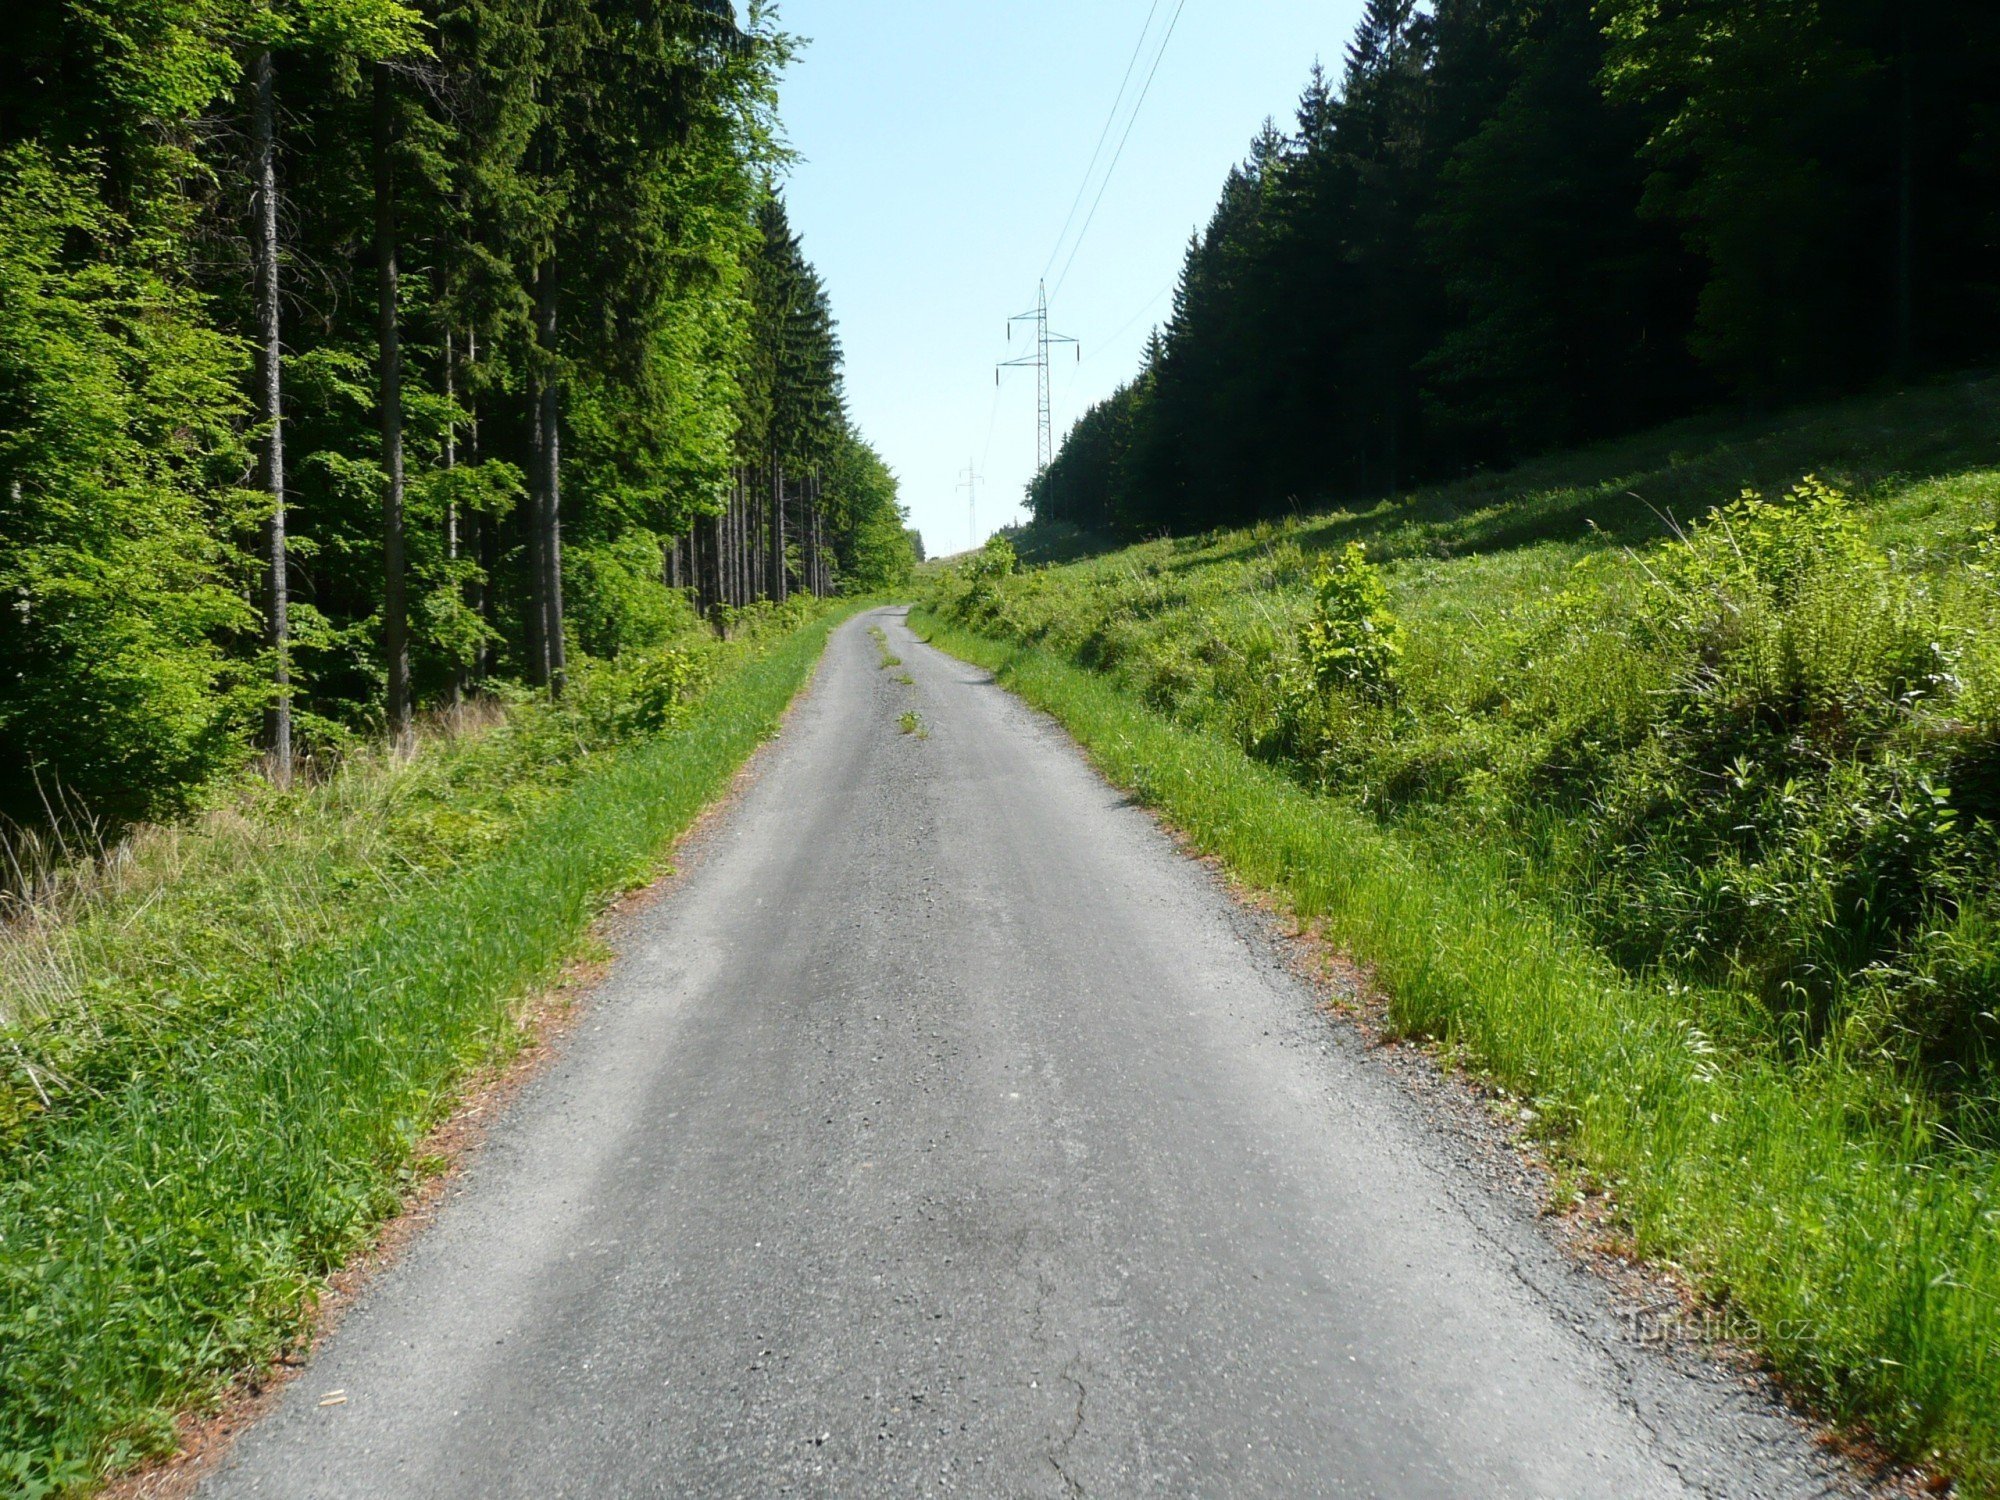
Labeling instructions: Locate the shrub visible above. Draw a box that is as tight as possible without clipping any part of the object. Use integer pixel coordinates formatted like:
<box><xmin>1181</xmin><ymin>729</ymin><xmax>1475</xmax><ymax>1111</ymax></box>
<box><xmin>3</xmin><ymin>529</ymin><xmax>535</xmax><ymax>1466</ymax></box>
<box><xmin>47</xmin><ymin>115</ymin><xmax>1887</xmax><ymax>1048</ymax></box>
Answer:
<box><xmin>1298</xmin><ymin>543</ymin><xmax>1400</xmax><ymax>702</ymax></box>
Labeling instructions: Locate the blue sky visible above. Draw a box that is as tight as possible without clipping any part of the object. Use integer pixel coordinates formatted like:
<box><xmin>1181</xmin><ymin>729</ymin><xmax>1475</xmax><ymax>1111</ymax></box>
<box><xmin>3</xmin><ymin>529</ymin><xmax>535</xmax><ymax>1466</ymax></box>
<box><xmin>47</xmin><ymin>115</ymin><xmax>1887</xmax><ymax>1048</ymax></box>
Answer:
<box><xmin>773</xmin><ymin>1</ymin><xmax>1367</xmax><ymax>556</ymax></box>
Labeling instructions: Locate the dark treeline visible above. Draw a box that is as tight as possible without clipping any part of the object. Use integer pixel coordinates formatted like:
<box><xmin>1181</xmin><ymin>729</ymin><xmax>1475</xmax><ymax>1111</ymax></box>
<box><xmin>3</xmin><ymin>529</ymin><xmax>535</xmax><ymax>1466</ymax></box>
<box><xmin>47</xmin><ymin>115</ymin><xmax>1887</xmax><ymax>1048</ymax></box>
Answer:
<box><xmin>1032</xmin><ymin>0</ymin><xmax>2000</xmax><ymax>537</ymax></box>
<box><xmin>0</xmin><ymin>0</ymin><xmax>916</xmax><ymax>828</ymax></box>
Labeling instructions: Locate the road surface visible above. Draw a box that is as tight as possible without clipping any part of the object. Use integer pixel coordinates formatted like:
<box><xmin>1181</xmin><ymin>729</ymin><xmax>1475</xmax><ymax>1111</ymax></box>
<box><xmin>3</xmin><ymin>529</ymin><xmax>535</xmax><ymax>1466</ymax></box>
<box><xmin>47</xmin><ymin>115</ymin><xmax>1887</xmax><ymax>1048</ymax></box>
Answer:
<box><xmin>203</xmin><ymin>607</ymin><xmax>1861</xmax><ymax>1499</ymax></box>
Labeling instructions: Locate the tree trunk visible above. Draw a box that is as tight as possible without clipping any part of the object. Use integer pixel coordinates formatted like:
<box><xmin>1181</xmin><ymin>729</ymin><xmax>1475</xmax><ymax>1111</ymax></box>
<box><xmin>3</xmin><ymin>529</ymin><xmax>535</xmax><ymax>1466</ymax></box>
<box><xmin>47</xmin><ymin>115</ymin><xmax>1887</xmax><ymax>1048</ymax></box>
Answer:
<box><xmin>737</xmin><ymin>481</ymin><xmax>749</xmax><ymax>605</ymax></box>
<box><xmin>251</xmin><ymin>48</ymin><xmax>291</xmax><ymax>784</ymax></box>
<box><xmin>770</xmin><ymin>457</ymin><xmax>787</xmax><ymax>603</ymax></box>
<box><xmin>467</xmin><ymin>328</ymin><xmax>492</xmax><ymax>684</ymax></box>
<box><xmin>807</xmin><ymin>475</ymin><xmax>822</xmax><ymax>597</ymax></box>
<box><xmin>752</xmin><ymin>483</ymin><xmax>764</xmax><ymax>600</ymax></box>
<box><xmin>1894</xmin><ymin>7</ymin><xmax>1915</xmax><ymax>376</ymax></box>
<box><xmin>374</xmin><ymin>65</ymin><xmax>412</xmax><ymax>747</ymax></box>
<box><xmin>733</xmin><ymin>474</ymin><xmax>746</xmax><ymax>606</ymax></box>
<box><xmin>444</xmin><ymin>327</ymin><xmax>467</xmax><ymax>706</ymax></box>
<box><xmin>535</xmin><ymin>258</ymin><xmax>565</xmax><ymax>696</ymax></box>
<box><xmin>524</xmin><ymin>377</ymin><xmax>548</xmax><ymax>686</ymax></box>
<box><xmin>708</xmin><ymin>505</ymin><xmax>725</xmax><ymax>622</ymax></box>
<box><xmin>814</xmin><ymin>471</ymin><xmax>827</xmax><ymax>595</ymax></box>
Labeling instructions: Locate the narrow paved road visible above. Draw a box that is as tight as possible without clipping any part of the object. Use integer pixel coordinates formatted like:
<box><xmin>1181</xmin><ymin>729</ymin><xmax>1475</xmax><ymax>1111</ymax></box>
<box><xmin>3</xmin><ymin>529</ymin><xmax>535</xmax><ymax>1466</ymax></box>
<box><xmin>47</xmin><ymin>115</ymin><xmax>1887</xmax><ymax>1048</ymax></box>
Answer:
<box><xmin>204</xmin><ymin>608</ymin><xmax>1860</xmax><ymax>1499</ymax></box>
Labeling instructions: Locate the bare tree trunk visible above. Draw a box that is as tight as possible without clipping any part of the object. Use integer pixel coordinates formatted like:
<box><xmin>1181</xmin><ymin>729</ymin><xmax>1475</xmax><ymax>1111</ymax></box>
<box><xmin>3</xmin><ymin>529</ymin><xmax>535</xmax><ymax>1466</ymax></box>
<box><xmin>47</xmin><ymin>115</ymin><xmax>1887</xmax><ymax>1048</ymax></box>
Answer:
<box><xmin>535</xmin><ymin>258</ymin><xmax>565</xmax><ymax>696</ymax></box>
<box><xmin>444</xmin><ymin>327</ymin><xmax>467</xmax><ymax>706</ymax></box>
<box><xmin>801</xmin><ymin>479</ymin><xmax>813</xmax><ymax>598</ymax></box>
<box><xmin>524</xmin><ymin>379</ymin><xmax>548</xmax><ymax>686</ymax></box>
<box><xmin>466</xmin><ymin>328</ymin><xmax>491</xmax><ymax>685</ymax></box>
<box><xmin>807</xmin><ymin>476</ymin><xmax>821</xmax><ymax>597</ymax></box>
<box><xmin>708</xmin><ymin>506</ymin><xmax>725</xmax><ymax>622</ymax></box>
<box><xmin>374</xmin><ymin>65</ymin><xmax>411</xmax><ymax>747</ymax></box>
<box><xmin>770</xmin><ymin>457</ymin><xmax>787</xmax><ymax>603</ymax></box>
<box><xmin>728</xmin><ymin>476</ymin><xmax>744</xmax><ymax>604</ymax></box>
<box><xmin>733</xmin><ymin>475</ymin><xmax>746</xmax><ymax>606</ymax></box>
<box><xmin>251</xmin><ymin>48</ymin><xmax>291</xmax><ymax>784</ymax></box>
<box><xmin>736</xmin><ymin>481</ymin><xmax>747</xmax><ymax>605</ymax></box>
<box><xmin>1894</xmin><ymin>7</ymin><xmax>1916</xmax><ymax>376</ymax></box>
<box><xmin>719</xmin><ymin>476</ymin><xmax>732</xmax><ymax>610</ymax></box>
<box><xmin>746</xmin><ymin>482</ymin><xmax>758</xmax><ymax>602</ymax></box>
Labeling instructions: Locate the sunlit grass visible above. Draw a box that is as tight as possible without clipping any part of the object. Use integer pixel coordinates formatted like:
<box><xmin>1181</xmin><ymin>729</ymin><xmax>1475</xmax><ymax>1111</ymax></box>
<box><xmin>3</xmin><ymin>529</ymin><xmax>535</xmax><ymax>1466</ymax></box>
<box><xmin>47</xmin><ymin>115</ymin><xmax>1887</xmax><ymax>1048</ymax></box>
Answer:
<box><xmin>0</xmin><ymin>602</ymin><xmax>859</xmax><ymax>1497</ymax></box>
<box><xmin>913</xmin><ymin>372</ymin><xmax>2000</xmax><ymax>1493</ymax></box>
<box><xmin>915</xmin><ymin>609</ymin><xmax>2000</xmax><ymax>1494</ymax></box>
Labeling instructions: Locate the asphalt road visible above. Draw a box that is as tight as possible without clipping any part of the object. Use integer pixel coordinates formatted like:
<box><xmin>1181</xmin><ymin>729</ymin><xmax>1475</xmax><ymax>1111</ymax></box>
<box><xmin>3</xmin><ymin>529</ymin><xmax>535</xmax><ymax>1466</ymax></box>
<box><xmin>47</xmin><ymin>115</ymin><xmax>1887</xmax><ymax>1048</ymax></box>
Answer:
<box><xmin>202</xmin><ymin>607</ymin><xmax>1864</xmax><ymax>1499</ymax></box>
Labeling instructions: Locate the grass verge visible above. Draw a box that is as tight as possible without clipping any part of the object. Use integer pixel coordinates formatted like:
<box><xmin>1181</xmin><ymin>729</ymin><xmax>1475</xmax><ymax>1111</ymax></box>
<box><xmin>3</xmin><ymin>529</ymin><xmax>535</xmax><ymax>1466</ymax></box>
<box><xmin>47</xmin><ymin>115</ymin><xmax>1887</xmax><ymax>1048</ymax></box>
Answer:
<box><xmin>0</xmin><ymin>601</ymin><xmax>861</xmax><ymax>1497</ymax></box>
<box><xmin>913</xmin><ymin>606</ymin><xmax>2000</xmax><ymax>1495</ymax></box>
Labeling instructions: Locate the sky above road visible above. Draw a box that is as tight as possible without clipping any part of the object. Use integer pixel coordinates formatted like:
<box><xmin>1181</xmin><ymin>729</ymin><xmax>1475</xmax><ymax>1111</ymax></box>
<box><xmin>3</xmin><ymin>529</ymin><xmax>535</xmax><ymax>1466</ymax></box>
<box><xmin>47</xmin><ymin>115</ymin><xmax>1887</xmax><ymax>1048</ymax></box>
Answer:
<box><xmin>773</xmin><ymin>1</ymin><xmax>1367</xmax><ymax>557</ymax></box>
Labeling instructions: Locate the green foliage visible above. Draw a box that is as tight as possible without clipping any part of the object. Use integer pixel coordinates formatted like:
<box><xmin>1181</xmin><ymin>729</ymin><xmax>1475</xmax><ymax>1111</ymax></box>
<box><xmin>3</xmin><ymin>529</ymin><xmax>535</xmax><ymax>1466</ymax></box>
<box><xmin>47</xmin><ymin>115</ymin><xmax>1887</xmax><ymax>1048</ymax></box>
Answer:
<box><xmin>0</xmin><ymin>147</ymin><xmax>258</xmax><ymax>824</ymax></box>
<box><xmin>1297</xmin><ymin>543</ymin><xmax>1399</xmax><ymax>702</ymax></box>
<box><xmin>1660</xmin><ymin>476</ymin><xmax>1873</xmax><ymax>603</ymax></box>
<box><xmin>970</xmin><ymin>533</ymin><xmax>1017</xmax><ymax>579</ymax></box>
<box><xmin>825</xmin><ymin>430</ymin><xmax>915</xmax><ymax>593</ymax></box>
<box><xmin>0</xmin><ymin>0</ymin><xmax>894</xmax><ymax>829</ymax></box>
<box><xmin>565</xmin><ymin>530</ymin><xmax>700</xmax><ymax>659</ymax></box>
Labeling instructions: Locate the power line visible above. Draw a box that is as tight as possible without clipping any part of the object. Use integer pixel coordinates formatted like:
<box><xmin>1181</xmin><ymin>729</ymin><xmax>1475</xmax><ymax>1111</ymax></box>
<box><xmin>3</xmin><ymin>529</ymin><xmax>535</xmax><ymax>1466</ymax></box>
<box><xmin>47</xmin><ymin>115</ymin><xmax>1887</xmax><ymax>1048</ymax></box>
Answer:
<box><xmin>1051</xmin><ymin>0</ymin><xmax>1192</xmax><ymax>301</ymax></box>
<box><xmin>1082</xmin><ymin>280</ymin><xmax>1173</xmax><ymax>363</ymax></box>
<box><xmin>1042</xmin><ymin>0</ymin><xmax>1167</xmax><ymax>286</ymax></box>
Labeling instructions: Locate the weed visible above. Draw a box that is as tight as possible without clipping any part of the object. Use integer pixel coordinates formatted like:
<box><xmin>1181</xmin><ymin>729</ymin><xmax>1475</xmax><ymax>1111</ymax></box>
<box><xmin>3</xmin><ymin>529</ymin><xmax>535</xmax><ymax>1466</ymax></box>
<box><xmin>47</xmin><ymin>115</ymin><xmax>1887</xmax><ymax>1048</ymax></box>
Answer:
<box><xmin>898</xmin><ymin>710</ymin><xmax>927</xmax><ymax>739</ymax></box>
<box><xmin>868</xmin><ymin>624</ymin><xmax>903</xmax><ymax>670</ymax></box>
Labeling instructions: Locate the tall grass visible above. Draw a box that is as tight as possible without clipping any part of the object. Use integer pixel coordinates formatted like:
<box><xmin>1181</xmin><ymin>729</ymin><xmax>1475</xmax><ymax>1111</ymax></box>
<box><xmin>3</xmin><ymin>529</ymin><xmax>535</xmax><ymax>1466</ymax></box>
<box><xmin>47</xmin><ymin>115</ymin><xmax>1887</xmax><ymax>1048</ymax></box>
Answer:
<box><xmin>914</xmin><ymin>612</ymin><xmax>2000</xmax><ymax>1492</ymax></box>
<box><xmin>0</xmin><ymin>603</ymin><xmax>857</xmax><ymax>1498</ymax></box>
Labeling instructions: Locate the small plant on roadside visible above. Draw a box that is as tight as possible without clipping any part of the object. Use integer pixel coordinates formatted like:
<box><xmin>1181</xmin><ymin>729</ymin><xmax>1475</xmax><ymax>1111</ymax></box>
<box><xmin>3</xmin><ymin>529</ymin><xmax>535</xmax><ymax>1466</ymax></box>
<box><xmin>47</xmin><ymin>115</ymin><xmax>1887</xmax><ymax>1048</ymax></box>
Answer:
<box><xmin>898</xmin><ymin>710</ymin><xmax>927</xmax><ymax>738</ymax></box>
<box><xmin>1298</xmin><ymin>543</ymin><xmax>1401</xmax><ymax>703</ymax></box>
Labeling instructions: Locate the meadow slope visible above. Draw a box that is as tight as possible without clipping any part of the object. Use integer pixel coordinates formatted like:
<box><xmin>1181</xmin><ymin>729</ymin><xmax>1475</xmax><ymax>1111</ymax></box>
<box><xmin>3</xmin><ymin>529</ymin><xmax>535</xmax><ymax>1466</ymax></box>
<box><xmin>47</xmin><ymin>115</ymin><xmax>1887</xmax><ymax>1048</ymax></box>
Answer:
<box><xmin>921</xmin><ymin>373</ymin><xmax>2000</xmax><ymax>1492</ymax></box>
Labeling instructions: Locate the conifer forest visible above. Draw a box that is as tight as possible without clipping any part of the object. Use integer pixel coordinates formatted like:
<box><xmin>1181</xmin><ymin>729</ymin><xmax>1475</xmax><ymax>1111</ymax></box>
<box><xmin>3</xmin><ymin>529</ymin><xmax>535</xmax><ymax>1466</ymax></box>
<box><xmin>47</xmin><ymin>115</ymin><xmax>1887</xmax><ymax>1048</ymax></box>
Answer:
<box><xmin>1</xmin><ymin>0</ymin><xmax>912</xmax><ymax>829</ymax></box>
<box><xmin>1030</xmin><ymin>0</ymin><xmax>2000</xmax><ymax>537</ymax></box>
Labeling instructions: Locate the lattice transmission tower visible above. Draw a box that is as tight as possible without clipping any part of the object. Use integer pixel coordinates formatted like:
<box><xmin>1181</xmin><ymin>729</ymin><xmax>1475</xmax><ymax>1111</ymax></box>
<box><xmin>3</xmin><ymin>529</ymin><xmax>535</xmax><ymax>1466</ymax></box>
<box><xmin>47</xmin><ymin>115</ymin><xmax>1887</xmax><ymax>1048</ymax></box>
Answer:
<box><xmin>957</xmin><ymin>459</ymin><xmax>981</xmax><ymax>549</ymax></box>
<box><xmin>998</xmin><ymin>280</ymin><xmax>1079</xmax><ymax>474</ymax></box>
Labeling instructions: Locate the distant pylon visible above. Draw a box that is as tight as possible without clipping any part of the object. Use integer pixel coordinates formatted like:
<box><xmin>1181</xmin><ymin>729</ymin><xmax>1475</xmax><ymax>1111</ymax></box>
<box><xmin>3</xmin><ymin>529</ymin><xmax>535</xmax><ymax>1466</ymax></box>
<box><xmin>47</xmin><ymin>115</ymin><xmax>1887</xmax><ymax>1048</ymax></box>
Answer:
<box><xmin>998</xmin><ymin>280</ymin><xmax>1078</xmax><ymax>474</ymax></box>
<box><xmin>957</xmin><ymin>459</ymin><xmax>981</xmax><ymax>549</ymax></box>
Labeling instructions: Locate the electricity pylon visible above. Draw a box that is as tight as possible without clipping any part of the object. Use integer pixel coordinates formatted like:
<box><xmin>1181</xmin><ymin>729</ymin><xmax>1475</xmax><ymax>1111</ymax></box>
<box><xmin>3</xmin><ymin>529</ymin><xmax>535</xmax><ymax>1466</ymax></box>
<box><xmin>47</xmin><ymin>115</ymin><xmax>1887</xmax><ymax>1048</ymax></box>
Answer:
<box><xmin>998</xmin><ymin>280</ymin><xmax>1079</xmax><ymax>474</ymax></box>
<box><xmin>957</xmin><ymin>459</ymin><xmax>981</xmax><ymax>549</ymax></box>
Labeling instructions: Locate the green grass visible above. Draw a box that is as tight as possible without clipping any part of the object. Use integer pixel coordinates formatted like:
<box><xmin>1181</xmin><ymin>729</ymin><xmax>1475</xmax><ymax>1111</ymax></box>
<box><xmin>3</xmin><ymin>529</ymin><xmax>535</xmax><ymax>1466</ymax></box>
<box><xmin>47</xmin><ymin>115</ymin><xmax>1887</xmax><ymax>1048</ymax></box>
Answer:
<box><xmin>917</xmin><ymin>372</ymin><xmax>2000</xmax><ymax>1492</ymax></box>
<box><xmin>0</xmin><ymin>600</ymin><xmax>860</xmax><ymax>1498</ymax></box>
<box><xmin>898</xmin><ymin>709</ymin><xmax>927</xmax><ymax>738</ymax></box>
<box><xmin>914</xmin><ymin>609</ymin><xmax>2000</xmax><ymax>1492</ymax></box>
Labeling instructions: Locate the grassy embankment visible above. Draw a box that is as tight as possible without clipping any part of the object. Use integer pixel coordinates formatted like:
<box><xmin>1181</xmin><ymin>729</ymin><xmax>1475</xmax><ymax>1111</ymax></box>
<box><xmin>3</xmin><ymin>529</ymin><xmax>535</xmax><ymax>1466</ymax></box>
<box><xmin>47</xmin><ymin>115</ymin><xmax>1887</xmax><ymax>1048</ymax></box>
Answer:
<box><xmin>917</xmin><ymin>374</ymin><xmax>2000</xmax><ymax>1491</ymax></box>
<box><xmin>0</xmin><ymin>597</ymin><xmax>859</xmax><ymax>1497</ymax></box>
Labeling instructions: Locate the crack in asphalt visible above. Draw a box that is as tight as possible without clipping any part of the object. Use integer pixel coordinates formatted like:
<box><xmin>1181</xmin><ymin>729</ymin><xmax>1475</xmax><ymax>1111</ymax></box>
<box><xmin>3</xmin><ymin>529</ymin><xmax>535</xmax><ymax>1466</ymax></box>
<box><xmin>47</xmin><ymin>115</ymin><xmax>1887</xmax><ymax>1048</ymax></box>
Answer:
<box><xmin>1047</xmin><ymin>1355</ymin><xmax>1089</xmax><ymax>1500</ymax></box>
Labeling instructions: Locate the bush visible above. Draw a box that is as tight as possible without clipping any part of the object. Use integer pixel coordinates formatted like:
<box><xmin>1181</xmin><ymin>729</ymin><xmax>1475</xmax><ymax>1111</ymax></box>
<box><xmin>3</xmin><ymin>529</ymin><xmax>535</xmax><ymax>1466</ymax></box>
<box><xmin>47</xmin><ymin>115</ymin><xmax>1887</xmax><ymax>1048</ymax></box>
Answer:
<box><xmin>1297</xmin><ymin>543</ymin><xmax>1400</xmax><ymax>702</ymax></box>
<box><xmin>564</xmin><ymin>530</ymin><xmax>702</xmax><ymax>660</ymax></box>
